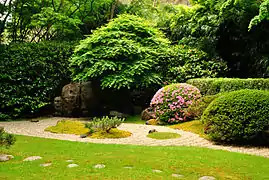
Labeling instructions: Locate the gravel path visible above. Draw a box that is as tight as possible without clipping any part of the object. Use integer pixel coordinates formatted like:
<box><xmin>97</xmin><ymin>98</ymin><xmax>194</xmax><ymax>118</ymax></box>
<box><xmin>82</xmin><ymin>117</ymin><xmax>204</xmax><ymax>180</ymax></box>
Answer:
<box><xmin>1</xmin><ymin>117</ymin><xmax>269</xmax><ymax>158</ymax></box>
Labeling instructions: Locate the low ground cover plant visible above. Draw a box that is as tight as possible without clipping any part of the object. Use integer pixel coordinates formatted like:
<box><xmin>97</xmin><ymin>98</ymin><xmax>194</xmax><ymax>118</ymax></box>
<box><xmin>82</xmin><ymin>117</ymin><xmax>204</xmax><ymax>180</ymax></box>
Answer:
<box><xmin>147</xmin><ymin>132</ymin><xmax>181</xmax><ymax>139</ymax></box>
<box><xmin>150</xmin><ymin>83</ymin><xmax>201</xmax><ymax>124</ymax></box>
<box><xmin>46</xmin><ymin>117</ymin><xmax>130</xmax><ymax>139</ymax></box>
<box><xmin>202</xmin><ymin>89</ymin><xmax>269</xmax><ymax>144</ymax></box>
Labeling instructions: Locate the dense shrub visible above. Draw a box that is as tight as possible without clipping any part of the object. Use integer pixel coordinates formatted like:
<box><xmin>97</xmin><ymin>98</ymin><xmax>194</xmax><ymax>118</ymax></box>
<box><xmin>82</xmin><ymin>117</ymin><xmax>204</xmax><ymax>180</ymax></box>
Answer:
<box><xmin>202</xmin><ymin>90</ymin><xmax>269</xmax><ymax>144</ymax></box>
<box><xmin>184</xmin><ymin>94</ymin><xmax>224</xmax><ymax>120</ymax></box>
<box><xmin>85</xmin><ymin>116</ymin><xmax>125</xmax><ymax>133</ymax></box>
<box><xmin>0</xmin><ymin>41</ymin><xmax>75</xmax><ymax>120</ymax></box>
<box><xmin>0</xmin><ymin>127</ymin><xmax>16</xmax><ymax>148</ymax></box>
<box><xmin>187</xmin><ymin>78</ymin><xmax>269</xmax><ymax>95</ymax></box>
<box><xmin>70</xmin><ymin>14</ymin><xmax>170</xmax><ymax>90</ymax></box>
<box><xmin>150</xmin><ymin>83</ymin><xmax>201</xmax><ymax>124</ymax></box>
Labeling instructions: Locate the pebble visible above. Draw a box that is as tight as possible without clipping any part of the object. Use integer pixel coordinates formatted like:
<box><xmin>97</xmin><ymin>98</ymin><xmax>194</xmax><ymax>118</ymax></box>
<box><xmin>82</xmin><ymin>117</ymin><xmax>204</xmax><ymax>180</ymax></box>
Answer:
<box><xmin>93</xmin><ymin>164</ymin><xmax>106</xmax><ymax>169</ymax></box>
<box><xmin>67</xmin><ymin>163</ymin><xmax>79</xmax><ymax>168</ymax></box>
<box><xmin>123</xmin><ymin>166</ymin><xmax>133</xmax><ymax>169</ymax></box>
<box><xmin>152</xmin><ymin>169</ymin><xmax>162</xmax><ymax>173</ymax></box>
<box><xmin>40</xmin><ymin>163</ymin><xmax>52</xmax><ymax>167</ymax></box>
<box><xmin>66</xmin><ymin>160</ymin><xmax>73</xmax><ymax>163</ymax></box>
<box><xmin>172</xmin><ymin>174</ymin><xmax>184</xmax><ymax>178</ymax></box>
<box><xmin>23</xmin><ymin>156</ymin><xmax>42</xmax><ymax>161</ymax></box>
<box><xmin>199</xmin><ymin>176</ymin><xmax>216</xmax><ymax>180</ymax></box>
<box><xmin>80</xmin><ymin>134</ymin><xmax>87</xmax><ymax>138</ymax></box>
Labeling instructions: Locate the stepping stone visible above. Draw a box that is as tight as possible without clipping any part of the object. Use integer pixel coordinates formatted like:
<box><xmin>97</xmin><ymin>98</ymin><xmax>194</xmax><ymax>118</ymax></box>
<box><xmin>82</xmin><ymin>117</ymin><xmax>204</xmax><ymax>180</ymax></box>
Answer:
<box><xmin>23</xmin><ymin>156</ymin><xmax>42</xmax><ymax>161</ymax></box>
<box><xmin>199</xmin><ymin>176</ymin><xmax>216</xmax><ymax>180</ymax></box>
<box><xmin>66</xmin><ymin>160</ymin><xmax>73</xmax><ymax>163</ymax></box>
<box><xmin>123</xmin><ymin>166</ymin><xmax>133</xmax><ymax>169</ymax></box>
<box><xmin>0</xmin><ymin>154</ymin><xmax>14</xmax><ymax>162</ymax></box>
<box><xmin>40</xmin><ymin>163</ymin><xmax>52</xmax><ymax>167</ymax></box>
<box><xmin>67</xmin><ymin>163</ymin><xmax>79</xmax><ymax>168</ymax></box>
<box><xmin>93</xmin><ymin>164</ymin><xmax>105</xmax><ymax>169</ymax></box>
<box><xmin>172</xmin><ymin>174</ymin><xmax>184</xmax><ymax>178</ymax></box>
<box><xmin>152</xmin><ymin>169</ymin><xmax>162</xmax><ymax>173</ymax></box>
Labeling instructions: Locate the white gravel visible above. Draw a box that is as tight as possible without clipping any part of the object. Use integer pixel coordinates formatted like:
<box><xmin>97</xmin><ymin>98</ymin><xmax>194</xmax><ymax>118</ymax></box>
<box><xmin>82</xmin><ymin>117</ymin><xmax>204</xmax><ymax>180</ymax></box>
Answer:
<box><xmin>0</xmin><ymin>117</ymin><xmax>268</xmax><ymax>158</ymax></box>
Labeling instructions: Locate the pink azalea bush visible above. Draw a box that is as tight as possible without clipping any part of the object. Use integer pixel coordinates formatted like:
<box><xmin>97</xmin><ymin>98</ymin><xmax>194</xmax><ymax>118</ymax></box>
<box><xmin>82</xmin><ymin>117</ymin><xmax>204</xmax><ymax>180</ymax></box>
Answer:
<box><xmin>150</xmin><ymin>83</ymin><xmax>201</xmax><ymax>124</ymax></box>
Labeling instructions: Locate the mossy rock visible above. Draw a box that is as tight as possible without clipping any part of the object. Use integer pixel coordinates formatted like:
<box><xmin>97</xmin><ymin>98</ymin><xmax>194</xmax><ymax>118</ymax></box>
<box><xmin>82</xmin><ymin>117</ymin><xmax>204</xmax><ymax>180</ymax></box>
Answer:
<box><xmin>45</xmin><ymin>120</ymin><xmax>89</xmax><ymax>135</ymax></box>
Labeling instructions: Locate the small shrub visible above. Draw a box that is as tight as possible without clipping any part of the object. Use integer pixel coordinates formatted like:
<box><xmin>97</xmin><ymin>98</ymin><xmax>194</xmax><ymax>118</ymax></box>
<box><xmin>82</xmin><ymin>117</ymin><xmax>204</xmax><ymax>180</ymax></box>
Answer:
<box><xmin>184</xmin><ymin>94</ymin><xmax>224</xmax><ymax>120</ymax></box>
<box><xmin>0</xmin><ymin>127</ymin><xmax>16</xmax><ymax>148</ymax></box>
<box><xmin>85</xmin><ymin>116</ymin><xmax>125</xmax><ymax>133</ymax></box>
<box><xmin>202</xmin><ymin>90</ymin><xmax>269</xmax><ymax>144</ymax></box>
<box><xmin>150</xmin><ymin>83</ymin><xmax>201</xmax><ymax>124</ymax></box>
<box><xmin>187</xmin><ymin>78</ymin><xmax>269</xmax><ymax>95</ymax></box>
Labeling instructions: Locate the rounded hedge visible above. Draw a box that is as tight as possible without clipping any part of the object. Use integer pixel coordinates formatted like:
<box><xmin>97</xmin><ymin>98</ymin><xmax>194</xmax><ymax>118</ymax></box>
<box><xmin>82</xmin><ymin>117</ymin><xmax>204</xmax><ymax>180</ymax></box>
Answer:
<box><xmin>150</xmin><ymin>83</ymin><xmax>201</xmax><ymax>124</ymax></box>
<box><xmin>202</xmin><ymin>89</ymin><xmax>269</xmax><ymax>144</ymax></box>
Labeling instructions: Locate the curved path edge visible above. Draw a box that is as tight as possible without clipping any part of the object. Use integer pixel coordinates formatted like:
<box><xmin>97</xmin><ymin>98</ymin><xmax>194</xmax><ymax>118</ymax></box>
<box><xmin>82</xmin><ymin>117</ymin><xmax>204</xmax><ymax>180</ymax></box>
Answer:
<box><xmin>0</xmin><ymin>117</ymin><xmax>268</xmax><ymax>158</ymax></box>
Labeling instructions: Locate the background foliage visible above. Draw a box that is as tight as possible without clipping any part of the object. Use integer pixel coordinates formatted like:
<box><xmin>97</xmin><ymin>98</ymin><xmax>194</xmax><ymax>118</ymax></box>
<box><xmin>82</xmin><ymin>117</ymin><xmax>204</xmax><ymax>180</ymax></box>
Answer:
<box><xmin>0</xmin><ymin>41</ymin><xmax>75</xmax><ymax>120</ymax></box>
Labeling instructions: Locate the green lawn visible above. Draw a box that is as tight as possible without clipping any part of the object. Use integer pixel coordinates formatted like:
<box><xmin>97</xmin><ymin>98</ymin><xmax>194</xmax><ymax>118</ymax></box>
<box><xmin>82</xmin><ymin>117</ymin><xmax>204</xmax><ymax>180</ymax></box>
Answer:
<box><xmin>1</xmin><ymin>135</ymin><xmax>269</xmax><ymax>180</ymax></box>
<box><xmin>147</xmin><ymin>132</ymin><xmax>181</xmax><ymax>139</ymax></box>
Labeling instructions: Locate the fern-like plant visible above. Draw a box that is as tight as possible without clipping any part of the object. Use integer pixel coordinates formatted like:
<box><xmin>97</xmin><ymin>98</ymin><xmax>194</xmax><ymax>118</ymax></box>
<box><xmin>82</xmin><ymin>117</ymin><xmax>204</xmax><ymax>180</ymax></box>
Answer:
<box><xmin>70</xmin><ymin>14</ymin><xmax>170</xmax><ymax>89</ymax></box>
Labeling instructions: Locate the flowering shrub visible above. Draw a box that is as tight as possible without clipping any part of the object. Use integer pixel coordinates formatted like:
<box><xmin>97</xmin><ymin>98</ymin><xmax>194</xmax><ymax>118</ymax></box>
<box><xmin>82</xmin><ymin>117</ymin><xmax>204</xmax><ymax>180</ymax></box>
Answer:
<box><xmin>150</xmin><ymin>83</ymin><xmax>201</xmax><ymax>124</ymax></box>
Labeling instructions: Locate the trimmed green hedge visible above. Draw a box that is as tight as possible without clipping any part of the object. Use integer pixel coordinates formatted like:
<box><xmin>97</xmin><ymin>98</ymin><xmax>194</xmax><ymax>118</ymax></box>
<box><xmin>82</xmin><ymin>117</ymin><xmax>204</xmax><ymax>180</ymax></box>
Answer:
<box><xmin>0</xmin><ymin>41</ymin><xmax>76</xmax><ymax>120</ymax></box>
<box><xmin>202</xmin><ymin>90</ymin><xmax>269</xmax><ymax>144</ymax></box>
<box><xmin>187</xmin><ymin>78</ymin><xmax>269</xmax><ymax>95</ymax></box>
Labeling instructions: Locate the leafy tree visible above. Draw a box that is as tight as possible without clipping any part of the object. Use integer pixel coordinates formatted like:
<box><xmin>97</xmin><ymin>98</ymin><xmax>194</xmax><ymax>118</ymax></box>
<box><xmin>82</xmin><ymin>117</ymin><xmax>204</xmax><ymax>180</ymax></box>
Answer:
<box><xmin>70</xmin><ymin>14</ymin><xmax>170</xmax><ymax>89</ymax></box>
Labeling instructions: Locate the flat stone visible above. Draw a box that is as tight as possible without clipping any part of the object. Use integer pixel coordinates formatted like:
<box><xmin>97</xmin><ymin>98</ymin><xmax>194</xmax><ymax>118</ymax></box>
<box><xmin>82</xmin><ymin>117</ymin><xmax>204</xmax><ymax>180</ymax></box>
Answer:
<box><xmin>23</xmin><ymin>156</ymin><xmax>42</xmax><ymax>161</ymax></box>
<box><xmin>40</xmin><ymin>163</ymin><xmax>52</xmax><ymax>167</ymax></box>
<box><xmin>67</xmin><ymin>163</ymin><xmax>78</xmax><ymax>168</ymax></box>
<box><xmin>152</xmin><ymin>169</ymin><xmax>162</xmax><ymax>173</ymax></box>
<box><xmin>0</xmin><ymin>154</ymin><xmax>14</xmax><ymax>162</ymax></box>
<box><xmin>172</xmin><ymin>174</ymin><xmax>184</xmax><ymax>178</ymax></box>
<box><xmin>66</xmin><ymin>160</ymin><xmax>73</xmax><ymax>163</ymax></box>
<box><xmin>199</xmin><ymin>176</ymin><xmax>216</xmax><ymax>180</ymax></box>
<box><xmin>93</xmin><ymin>164</ymin><xmax>105</xmax><ymax>169</ymax></box>
<box><xmin>123</xmin><ymin>166</ymin><xmax>133</xmax><ymax>169</ymax></box>
<box><xmin>30</xmin><ymin>119</ymin><xmax>39</xmax><ymax>122</ymax></box>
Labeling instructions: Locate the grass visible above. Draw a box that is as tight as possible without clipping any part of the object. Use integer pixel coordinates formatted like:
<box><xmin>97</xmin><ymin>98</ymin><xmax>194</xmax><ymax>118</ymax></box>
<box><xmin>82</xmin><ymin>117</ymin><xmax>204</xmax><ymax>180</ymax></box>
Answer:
<box><xmin>44</xmin><ymin>120</ymin><xmax>89</xmax><ymax>135</ymax></box>
<box><xmin>147</xmin><ymin>132</ymin><xmax>181</xmax><ymax>139</ymax></box>
<box><xmin>124</xmin><ymin>115</ymin><xmax>145</xmax><ymax>124</ymax></box>
<box><xmin>1</xmin><ymin>135</ymin><xmax>269</xmax><ymax>180</ymax></box>
<box><xmin>90</xmin><ymin>128</ymin><xmax>132</xmax><ymax>139</ymax></box>
<box><xmin>170</xmin><ymin>120</ymin><xmax>207</xmax><ymax>138</ymax></box>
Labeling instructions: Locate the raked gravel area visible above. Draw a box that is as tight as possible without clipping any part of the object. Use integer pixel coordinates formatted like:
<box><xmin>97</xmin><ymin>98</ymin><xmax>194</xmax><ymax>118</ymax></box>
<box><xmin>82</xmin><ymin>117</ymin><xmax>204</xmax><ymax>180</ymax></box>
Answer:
<box><xmin>0</xmin><ymin>117</ymin><xmax>269</xmax><ymax>158</ymax></box>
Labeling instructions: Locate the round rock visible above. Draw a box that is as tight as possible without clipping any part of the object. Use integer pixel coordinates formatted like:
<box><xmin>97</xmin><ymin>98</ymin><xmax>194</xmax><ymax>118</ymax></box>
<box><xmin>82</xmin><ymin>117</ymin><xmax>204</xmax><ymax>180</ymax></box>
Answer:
<box><xmin>66</xmin><ymin>160</ymin><xmax>73</xmax><ymax>163</ymax></box>
<box><xmin>67</xmin><ymin>163</ymin><xmax>79</xmax><ymax>168</ymax></box>
<box><xmin>93</xmin><ymin>164</ymin><xmax>106</xmax><ymax>169</ymax></box>
<box><xmin>80</xmin><ymin>134</ymin><xmax>87</xmax><ymax>138</ymax></box>
<box><xmin>23</xmin><ymin>156</ymin><xmax>42</xmax><ymax>161</ymax></box>
<box><xmin>199</xmin><ymin>176</ymin><xmax>216</xmax><ymax>180</ymax></box>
